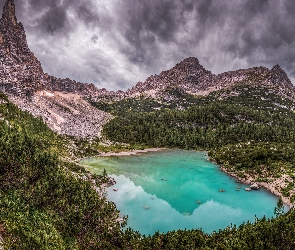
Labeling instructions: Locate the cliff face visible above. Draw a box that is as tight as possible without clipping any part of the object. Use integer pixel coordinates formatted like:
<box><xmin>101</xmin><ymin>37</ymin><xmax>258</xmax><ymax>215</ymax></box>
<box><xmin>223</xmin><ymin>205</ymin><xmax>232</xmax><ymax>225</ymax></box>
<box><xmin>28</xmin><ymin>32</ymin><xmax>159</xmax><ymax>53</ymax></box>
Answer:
<box><xmin>0</xmin><ymin>0</ymin><xmax>112</xmax><ymax>138</ymax></box>
<box><xmin>0</xmin><ymin>0</ymin><xmax>47</xmax><ymax>97</ymax></box>
<box><xmin>0</xmin><ymin>0</ymin><xmax>100</xmax><ymax>97</ymax></box>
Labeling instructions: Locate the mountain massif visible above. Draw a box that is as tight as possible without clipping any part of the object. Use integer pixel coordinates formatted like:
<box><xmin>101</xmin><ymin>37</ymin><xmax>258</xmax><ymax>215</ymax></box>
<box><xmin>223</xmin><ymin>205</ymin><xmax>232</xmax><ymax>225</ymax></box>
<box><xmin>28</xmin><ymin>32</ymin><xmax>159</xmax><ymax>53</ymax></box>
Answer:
<box><xmin>0</xmin><ymin>0</ymin><xmax>295</xmax><ymax>139</ymax></box>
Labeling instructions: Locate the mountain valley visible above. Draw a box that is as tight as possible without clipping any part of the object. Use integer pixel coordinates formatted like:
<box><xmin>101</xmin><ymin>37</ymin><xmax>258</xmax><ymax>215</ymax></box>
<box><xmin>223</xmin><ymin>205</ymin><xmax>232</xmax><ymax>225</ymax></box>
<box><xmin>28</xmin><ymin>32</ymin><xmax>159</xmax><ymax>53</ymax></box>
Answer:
<box><xmin>1</xmin><ymin>0</ymin><xmax>295</xmax><ymax>249</ymax></box>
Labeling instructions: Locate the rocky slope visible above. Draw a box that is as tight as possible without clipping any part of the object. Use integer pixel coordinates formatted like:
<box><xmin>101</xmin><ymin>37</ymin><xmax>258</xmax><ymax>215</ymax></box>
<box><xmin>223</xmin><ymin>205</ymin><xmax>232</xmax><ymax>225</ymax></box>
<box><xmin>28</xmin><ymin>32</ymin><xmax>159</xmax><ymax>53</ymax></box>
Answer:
<box><xmin>0</xmin><ymin>0</ymin><xmax>111</xmax><ymax>138</ymax></box>
<box><xmin>9</xmin><ymin>90</ymin><xmax>112</xmax><ymax>138</ymax></box>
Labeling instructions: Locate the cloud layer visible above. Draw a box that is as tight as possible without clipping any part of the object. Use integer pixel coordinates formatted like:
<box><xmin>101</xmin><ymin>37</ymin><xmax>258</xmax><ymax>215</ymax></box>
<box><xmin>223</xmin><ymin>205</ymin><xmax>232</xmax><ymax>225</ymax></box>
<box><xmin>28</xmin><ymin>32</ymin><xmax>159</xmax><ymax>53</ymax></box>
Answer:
<box><xmin>3</xmin><ymin>0</ymin><xmax>295</xmax><ymax>90</ymax></box>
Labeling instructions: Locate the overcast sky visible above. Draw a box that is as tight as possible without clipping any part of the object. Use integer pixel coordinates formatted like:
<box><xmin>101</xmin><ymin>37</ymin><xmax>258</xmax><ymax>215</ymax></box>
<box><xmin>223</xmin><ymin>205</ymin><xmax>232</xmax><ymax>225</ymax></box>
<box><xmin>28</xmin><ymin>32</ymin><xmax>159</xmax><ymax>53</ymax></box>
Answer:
<box><xmin>4</xmin><ymin>0</ymin><xmax>295</xmax><ymax>90</ymax></box>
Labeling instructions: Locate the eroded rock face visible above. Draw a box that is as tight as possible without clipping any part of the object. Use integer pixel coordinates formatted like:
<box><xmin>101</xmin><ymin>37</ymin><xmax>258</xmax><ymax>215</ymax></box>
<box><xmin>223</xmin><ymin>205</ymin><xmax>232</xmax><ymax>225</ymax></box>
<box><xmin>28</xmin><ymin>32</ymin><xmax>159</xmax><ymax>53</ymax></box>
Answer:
<box><xmin>0</xmin><ymin>0</ymin><xmax>48</xmax><ymax>97</ymax></box>
<box><xmin>10</xmin><ymin>91</ymin><xmax>112</xmax><ymax>138</ymax></box>
<box><xmin>0</xmin><ymin>0</ymin><xmax>111</xmax><ymax>138</ymax></box>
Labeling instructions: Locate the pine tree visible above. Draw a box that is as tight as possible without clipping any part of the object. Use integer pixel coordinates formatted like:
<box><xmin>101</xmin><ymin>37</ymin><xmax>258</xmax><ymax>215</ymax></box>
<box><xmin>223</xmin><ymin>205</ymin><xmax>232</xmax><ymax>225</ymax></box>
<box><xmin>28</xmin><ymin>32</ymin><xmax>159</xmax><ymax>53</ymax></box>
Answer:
<box><xmin>274</xmin><ymin>197</ymin><xmax>284</xmax><ymax>217</ymax></box>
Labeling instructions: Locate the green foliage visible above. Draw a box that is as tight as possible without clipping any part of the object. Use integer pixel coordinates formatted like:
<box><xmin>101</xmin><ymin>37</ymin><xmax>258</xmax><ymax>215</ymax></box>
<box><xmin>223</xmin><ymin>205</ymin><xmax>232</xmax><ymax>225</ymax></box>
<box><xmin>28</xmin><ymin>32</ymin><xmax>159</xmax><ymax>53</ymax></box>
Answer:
<box><xmin>209</xmin><ymin>142</ymin><xmax>295</xmax><ymax>170</ymax></box>
<box><xmin>0</xmin><ymin>93</ymin><xmax>124</xmax><ymax>249</ymax></box>
<box><xmin>0</xmin><ymin>191</ymin><xmax>67</xmax><ymax>250</ymax></box>
<box><xmin>102</xmin><ymin>96</ymin><xmax>295</xmax><ymax>149</ymax></box>
<box><xmin>274</xmin><ymin>198</ymin><xmax>284</xmax><ymax>217</ymax></box>
<box><xmin>90</xmin><ymin>97</ymin><xmax>164</xmax><ymax>115</ymax></box>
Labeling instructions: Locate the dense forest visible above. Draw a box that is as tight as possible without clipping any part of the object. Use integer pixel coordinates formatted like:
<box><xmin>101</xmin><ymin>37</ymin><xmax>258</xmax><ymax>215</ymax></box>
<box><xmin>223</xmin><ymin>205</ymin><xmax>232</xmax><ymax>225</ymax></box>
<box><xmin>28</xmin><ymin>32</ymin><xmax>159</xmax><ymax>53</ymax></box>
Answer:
<box><xmin>102</xmin><ymin>85</ymin><xmax>295</xmax><ymax>148</ymax></box>
<box><xmin>2</xmin><ymin>85</ymin><xmax>295</xmax><ymax>249</ymax></box>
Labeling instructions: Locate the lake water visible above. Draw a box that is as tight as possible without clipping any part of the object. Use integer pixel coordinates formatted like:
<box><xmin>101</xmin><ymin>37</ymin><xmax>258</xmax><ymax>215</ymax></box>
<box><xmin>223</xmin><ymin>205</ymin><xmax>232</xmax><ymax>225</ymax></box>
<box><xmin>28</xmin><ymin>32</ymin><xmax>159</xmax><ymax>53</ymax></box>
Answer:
<box><xmin>81</xmin><ymin>150</ymin><xmax>283</xmax><ymax>235</ymax></box>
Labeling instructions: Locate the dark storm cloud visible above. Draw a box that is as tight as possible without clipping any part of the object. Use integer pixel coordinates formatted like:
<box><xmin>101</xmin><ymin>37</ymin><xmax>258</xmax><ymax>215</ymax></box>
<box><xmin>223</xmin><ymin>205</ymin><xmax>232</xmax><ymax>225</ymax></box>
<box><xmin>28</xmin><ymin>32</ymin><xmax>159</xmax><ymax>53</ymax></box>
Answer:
<box><xmin>13</xmin><ymin>0</ymin><xmax>100</xmax><ymax>35</ymax></box>
<box><xmin>38</xmin><ymin>5</ymin><xmax>68</xmax><ymax>34</ymax></box>
<box><xmin>91</xmin><ymin>34</ymin><xmax>98</xmax><ymax>44</ymax></box>
<box><xmin>113</xmin><ymin>0</ymin><xmax>201</xmax><ymax>65</ymax></box>
<box><xmin>226</xmin><ymin>0</ymin><xmax>295</xmax><ymax>74</ymax></box>
<box><xmin>77</xmin><ymin>4</ymin><xmax>99</xmax><ymax>26</ymax></box>
<box><xmin>2</xmin><ymin>0</ymin><xmax>295</xmax><ymax>90</ymax></box>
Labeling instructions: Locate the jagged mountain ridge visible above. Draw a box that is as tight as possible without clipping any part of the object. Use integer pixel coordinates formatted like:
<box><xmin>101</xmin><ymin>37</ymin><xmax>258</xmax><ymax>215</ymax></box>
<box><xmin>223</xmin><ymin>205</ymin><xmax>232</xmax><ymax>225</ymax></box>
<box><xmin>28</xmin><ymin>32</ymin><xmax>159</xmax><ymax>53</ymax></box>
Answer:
<box><xmin>120</xmin><ymin>59</ymin><xmax>293</xmax><ymax>100</ymax></box>
<box><xmin>90</xmin><ymin>57</ymin><xmax>294</xmax><ymax>103</ymax></box>
<box><xmin>0</xmin><ymin>0</ymin><xmax>292</xmax><ymax>100</ymax></box>
<box><xmin>0</xmin><ymin>0</ymin><xmax>294</xmax><ymax>138</ymax></box>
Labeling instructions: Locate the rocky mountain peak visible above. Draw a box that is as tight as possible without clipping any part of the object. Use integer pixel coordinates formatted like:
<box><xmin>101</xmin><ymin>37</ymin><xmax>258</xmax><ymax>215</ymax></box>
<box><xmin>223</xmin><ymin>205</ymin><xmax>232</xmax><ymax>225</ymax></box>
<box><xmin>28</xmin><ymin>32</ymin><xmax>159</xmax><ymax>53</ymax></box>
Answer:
<box><xmin>176</xmin><ymin>57</ymin><xmax>200</xmax><ymax>67</ymax></box>
<box><xmin>270</xmin><ymin>64</ymin><xmax>292</xmax><ymax>86</ymax></box>
<box><xmin>173</xmin><ymin>57</ymin><xmax>209</xmax><ymax>74</ymax></box>
<box><xmin>2</xmin><ymin>0</ymin><xmax>17</xmax><ymax>27</ymax></box>
<box><xmin>0</xmin><ymin>0</ymin><xmax>112</xmax><ymax>138</ymax></box>
<box><xmin>0</xmin><ymin>0</ymin><xmax>100</xmax><ymax>98</ymax></box>
<box><xmin>0</xmin><ymin>0</ymin><xmax>47</xmax><ymax>98</ymax></box>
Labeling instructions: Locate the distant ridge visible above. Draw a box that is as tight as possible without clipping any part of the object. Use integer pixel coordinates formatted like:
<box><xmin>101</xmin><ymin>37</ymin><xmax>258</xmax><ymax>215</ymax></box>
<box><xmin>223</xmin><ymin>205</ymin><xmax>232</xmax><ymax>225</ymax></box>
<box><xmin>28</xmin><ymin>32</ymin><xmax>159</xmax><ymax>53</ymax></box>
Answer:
<box><xmin>91</xmin><ymin>57</ymin><xmax>294</xmax><ymax>102</ymax></box>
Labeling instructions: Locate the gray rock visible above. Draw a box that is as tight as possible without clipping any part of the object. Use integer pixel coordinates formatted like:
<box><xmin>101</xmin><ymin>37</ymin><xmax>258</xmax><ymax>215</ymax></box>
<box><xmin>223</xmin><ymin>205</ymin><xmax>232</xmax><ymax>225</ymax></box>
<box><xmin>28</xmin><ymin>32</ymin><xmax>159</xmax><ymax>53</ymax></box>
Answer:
<box><xmin>250</xmin><ymin>183</ymin><xmax>260</xmax><ymax>190</ymax></box>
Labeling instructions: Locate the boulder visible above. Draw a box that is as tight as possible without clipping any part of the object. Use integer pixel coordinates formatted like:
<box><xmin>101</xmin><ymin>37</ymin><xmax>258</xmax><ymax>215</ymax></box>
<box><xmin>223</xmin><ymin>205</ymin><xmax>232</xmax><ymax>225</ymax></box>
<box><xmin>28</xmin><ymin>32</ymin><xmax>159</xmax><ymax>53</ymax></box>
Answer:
<box><xmin>250</xmin><ymin>183</ymin><xmax>260</xmax><ymax>190</ymax></box>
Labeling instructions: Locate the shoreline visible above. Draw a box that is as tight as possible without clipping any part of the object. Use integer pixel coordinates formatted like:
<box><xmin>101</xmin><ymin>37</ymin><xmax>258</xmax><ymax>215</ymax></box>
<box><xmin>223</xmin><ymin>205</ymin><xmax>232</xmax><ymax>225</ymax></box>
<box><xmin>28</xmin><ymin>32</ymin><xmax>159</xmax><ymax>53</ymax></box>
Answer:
<box><xmin>98</xmin><ymin>147</ymin><xmax>168</xmax><ymax>157</ymax></box>
<box><xmin>75</xmin><ymin>148</ymin><xmax>168</xmax><ymax>162</ymax></box>
<box><xmin>217</xmin><ymin>163</ymin><xmax>293</xmax><ymax>208</ymax></box>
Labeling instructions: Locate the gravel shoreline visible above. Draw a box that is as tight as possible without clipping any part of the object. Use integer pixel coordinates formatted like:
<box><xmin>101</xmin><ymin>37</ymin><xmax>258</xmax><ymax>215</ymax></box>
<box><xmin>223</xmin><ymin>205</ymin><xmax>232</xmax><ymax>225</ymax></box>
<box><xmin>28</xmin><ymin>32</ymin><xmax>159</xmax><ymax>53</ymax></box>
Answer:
<box><xmin>217</xmin><ymin>164</ymin><xmax>293</xmax><ymax>208</ymax></box>
<box><xmin>98</xmin><ymin>148</ymin><xmax>167</xmax><ymax>157</ymax></box>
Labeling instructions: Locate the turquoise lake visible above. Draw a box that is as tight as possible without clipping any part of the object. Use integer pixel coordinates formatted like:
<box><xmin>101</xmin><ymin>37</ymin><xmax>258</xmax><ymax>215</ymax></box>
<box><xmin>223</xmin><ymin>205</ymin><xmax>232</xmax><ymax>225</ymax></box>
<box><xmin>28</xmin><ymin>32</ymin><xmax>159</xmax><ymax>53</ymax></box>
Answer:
<box><xmin>81</xmin><ymin>150</ymin><xmax>284</xmax><ymax>235</ymax></box>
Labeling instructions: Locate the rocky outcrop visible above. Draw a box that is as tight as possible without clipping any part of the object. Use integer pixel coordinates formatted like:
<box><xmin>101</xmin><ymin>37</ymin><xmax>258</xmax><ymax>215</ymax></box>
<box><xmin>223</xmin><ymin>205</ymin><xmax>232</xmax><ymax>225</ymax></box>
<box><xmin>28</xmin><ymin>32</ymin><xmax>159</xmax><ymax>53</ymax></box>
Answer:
<box><xmin>270</xmin><ymin>64</ymin><xmax>293</xmax><ymax>87</ymax></box>
<box><xmin>0</xmin><ymin>0</ymin><xmax>48</xmax><ymax>97</ymax></box>
<box><xmin>250</xmin><ymin>183</ymin><xmax>260</xmax><ymax>190</ymax></box>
